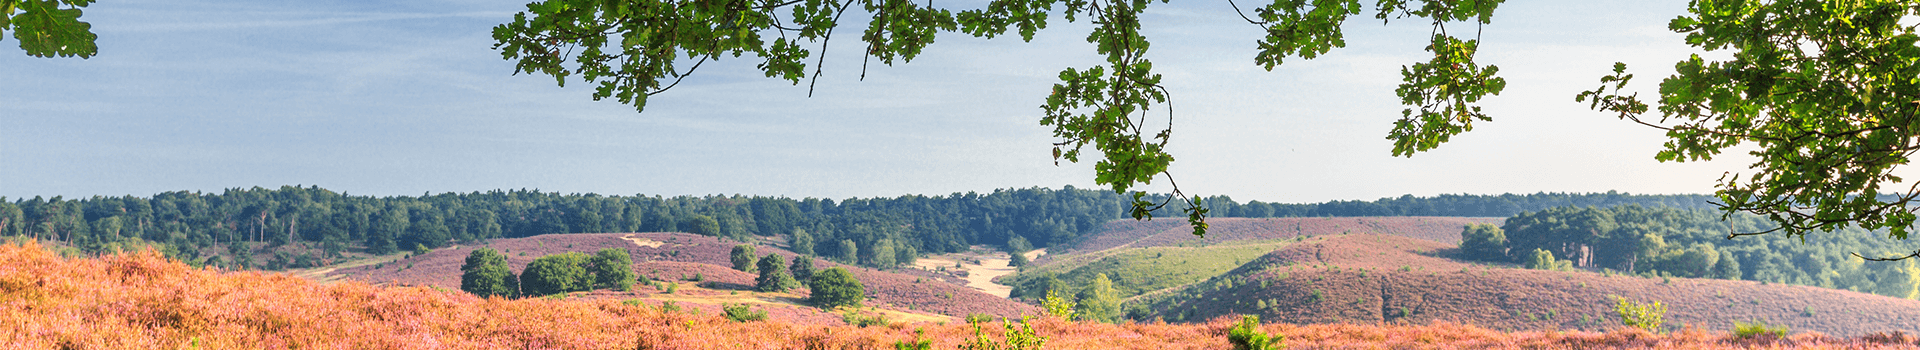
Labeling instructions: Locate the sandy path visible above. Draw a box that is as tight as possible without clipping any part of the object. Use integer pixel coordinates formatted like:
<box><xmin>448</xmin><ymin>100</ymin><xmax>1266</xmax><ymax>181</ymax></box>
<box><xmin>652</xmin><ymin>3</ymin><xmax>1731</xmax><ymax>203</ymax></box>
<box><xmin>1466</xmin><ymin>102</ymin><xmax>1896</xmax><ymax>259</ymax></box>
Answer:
<box><xmin>915</xmin><ymin>248</ymin><xmax>1046</xmax><ymax>298</ymax></box>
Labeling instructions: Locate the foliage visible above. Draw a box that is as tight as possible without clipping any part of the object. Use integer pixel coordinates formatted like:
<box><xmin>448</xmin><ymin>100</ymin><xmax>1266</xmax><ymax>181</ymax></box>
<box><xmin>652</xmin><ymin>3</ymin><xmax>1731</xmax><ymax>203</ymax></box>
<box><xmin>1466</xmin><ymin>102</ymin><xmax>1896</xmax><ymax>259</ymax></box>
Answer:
<box><xmin>842</xmin><ymin>311</ymin><xmax>891</xmax><ymax>327</ymax></box>
<box><xmin>755</xmin><ymin>253</ymin><xmax>796</xmax><ymax>292</ymax></box>
<box><xmin>1458</xmin><ymin>223</ymin><xmax>1506</xmax><ymax>261</ymax></box>
<box><xmin>1227</xmin><ymin>315</ymin><xmax>1281</xmax><ymax>350</ymax></box>
<box><xmin>731</xmin><ymin>244</ymin><xmax>757</xmax><ymax>273</ymax></box>
<box><xmin>685</xmin><ymin>215</ymin><xmax>721</xmax><ymax>236</ymax></box>
<box><xmin>1008</xmin><ymin>242</ymin><xmax>1288</xmax><ymax>300</ymax></box>
<box><xmin>459</xmin><ymin>247</ymin><xmax>519</xmax><ymax>298</ymax></box>
<box><xmin>893</xmin><ymin>328</ymin><xmax>933</xmax><ymax>350</ymax></box>
<box><xmin>1732</xmin><ymin>320</ymin><xmax>1789</xmax><ymax>339</ymax></box>
<box><xmin>589</xmin><ymin>248</ymin><xmax>634</xmax><ymax>291</ymax></box>
<box><xmin>1074</xmin><ymin>273</ymin><xmax>1121</xmax><ymax>323</ymax></box>
<box><xmin>721</xmin><ymin>303</ymin><xmax>767</xmax><ymax>322</ymax></box>
<box><xmin>1525</xmin><ymin>249</ymin><xmax>1572</xmax><ymax>272</ymax></box>
<box><xmin>1481</xmin><ymin>205</ymin><xmax>1920</xmax><ymax>299</ymax></box>
<box><xmin>791</xmin><ymin>228</ymin><xmax>814</xmax><ymax>256</ymax></box>
<box><xmin>789</xmin><ymin>255</ymin><xmax>816</xmax><ymax>282</ymax></box>
<box><xmin>522</xmin><ymin>252</ymin><xmax>592</xmax><ymax>296</ymax></box>
<box><xmin>2</xmin><ymin>0</ymin><xmax>97</xmax><ymax>58</ymax></box>
<box><xmin>1576</xmin><ymin>0</ymin><xmax>1920</xmax><ymax>245</ymax></box>
<box><xmin>808</xmin><ymin>267</ymin><xmax>865</xmax><ymax>309</ymax></box>
<box><xmin>1612</xmin><ymin>296</ymin><xmax>1666</xmax><ymax>333</ymax></box>
<box><xmin>960</xmin><ymin>317</ymin><xmax>1047</xmax><ymax>350</ymax></box>
<box><xmin>1009</xmin><ymin>251</ymin><xmax>1031</xmax><ymax>268</ymax></box>
<box><xmin>1042</xmin><ymin>288</ymin><xmax>1076</xmax><ymax>320</ymax></box>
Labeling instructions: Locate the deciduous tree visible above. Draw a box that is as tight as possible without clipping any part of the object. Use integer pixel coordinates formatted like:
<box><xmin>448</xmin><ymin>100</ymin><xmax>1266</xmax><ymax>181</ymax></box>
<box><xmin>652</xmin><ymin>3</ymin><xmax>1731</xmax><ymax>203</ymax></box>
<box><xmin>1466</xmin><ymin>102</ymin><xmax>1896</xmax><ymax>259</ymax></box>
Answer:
<box><xmin>807</xmin><ymin>267</ymin><xmax>864</xmax><ymax>309</ymax></box>
<box><xmin>460</xmin><ymin>247</ymin><xmax>519</xmax><ymax>298</ymax></box>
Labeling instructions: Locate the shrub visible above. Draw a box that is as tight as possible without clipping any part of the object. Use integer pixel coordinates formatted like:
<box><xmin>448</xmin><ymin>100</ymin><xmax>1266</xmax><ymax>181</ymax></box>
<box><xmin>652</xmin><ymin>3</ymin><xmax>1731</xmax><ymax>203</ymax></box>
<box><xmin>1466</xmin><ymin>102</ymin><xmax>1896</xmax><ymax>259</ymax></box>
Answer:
<box><xmin>894</xmin><ymin>328</ymin><xmax>933</xmax><ymax>350</ymax></box>
<box><xmin>790</xmin><ymin>255</ymin><xmax>816</xmax><ymax>282</ymax></box>
<box><xmin>842</xmin><ymin>311</ymin><xmax>889</xmax><ymax>327</ymax></box>
<box><xmin>756</xmin><ymin>253</ymin><xmax>796</xmax><ymax>292</ymax></box>
<box><xmin>1227</xmin><ymin>315</ymin><xmax>1281</xmax><ymax>350</ymax></box>
<box><xmin>808</xmin><ymin>267</ymin><xmax>865</xmax><ymax>309</ymax></box>
<box><xmin>521</xmin><ymin>252</ymin><xmax>592</xmax><ymax>296</ymax></box>
<box><xmin>459</xmin><ymin>248</ymin><xmax>518</xmax><ymax>298</ymax></box>
<box><xmin>722</xmin><ymin>303</ymin><xmax>767</xmax><ymax>322</ymax></box>
<box><xmin>1732</xmin><ymin>320</ymin><xmax>1789</xmax><ymax>339</ymax></box>
<box><xmin>1042</xmin><ymin>288</ymin><xmax>1077</xmax><ymax>320</ymax></box>
<box><xmin>731</xmin><ymin>245</ymin><xmax>758</xmax><ymax>273</ymax></box>
<box><xmin>589</xmin><ymin>248</ymin><xmax>634</xmax><ymax>291</ymax></box>
<box><xmin>1612</xmin><ymin>296</ymin><xmax>1666</xmax><ymax>332</ymax></box>
<box><xmin>960</xmin><ymin>316</ymin><xmax>1047</xmax><ymax>350</ymax></box>
<box><xmin>965</xmin><ymin>313</ymin><xmax>995</xmax><ymax>324</ymax></box>
<box><xmin>1459</xmin><ymin>223</ymin><xmax>1507</xmax><ymax>261</ymax></box>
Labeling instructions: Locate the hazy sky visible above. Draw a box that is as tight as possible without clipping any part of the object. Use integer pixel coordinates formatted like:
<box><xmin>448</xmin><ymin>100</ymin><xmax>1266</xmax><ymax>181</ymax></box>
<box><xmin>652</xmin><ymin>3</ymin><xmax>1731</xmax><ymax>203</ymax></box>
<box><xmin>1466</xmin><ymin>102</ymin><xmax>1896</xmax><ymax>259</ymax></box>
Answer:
<box><xmin>2</xmin><ymin>0</ymin><xmax>1773</xmax><ymax>203</ymax></box>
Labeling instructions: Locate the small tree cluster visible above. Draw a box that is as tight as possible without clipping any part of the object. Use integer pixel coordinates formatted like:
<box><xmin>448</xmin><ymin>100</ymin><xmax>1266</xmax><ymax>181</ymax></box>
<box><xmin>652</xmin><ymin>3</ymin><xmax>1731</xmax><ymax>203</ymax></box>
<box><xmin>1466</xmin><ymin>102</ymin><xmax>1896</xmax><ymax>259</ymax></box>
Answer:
<box><xmin>731</xmin><ymin>244</ymin><xmax>757</xmax><ymax>273</ymax></box>
<box><xmin>790</xmin><ymin>255</ymin><xmax>816</xmax><ymax>282</ymax></box>
<box><xmin>518</xmin><ymin>248</ymin><xmax>636</xmax><ymax>297</ymax></box>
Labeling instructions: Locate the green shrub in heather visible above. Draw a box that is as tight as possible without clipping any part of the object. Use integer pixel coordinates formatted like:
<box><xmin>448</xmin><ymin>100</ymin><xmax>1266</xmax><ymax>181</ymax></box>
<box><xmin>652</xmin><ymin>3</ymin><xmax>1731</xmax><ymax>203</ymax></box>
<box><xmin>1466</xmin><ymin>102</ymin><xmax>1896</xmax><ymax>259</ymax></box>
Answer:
<box><xmin>809</xmin><ymin>267</ymin><xmax>865</xmax><ymax>309</ymax></box>
<box><xmin>756</xmin><ymin>253</ymin><xmax>796</xmax><ymax>292</ymax></box>
<box><xmin>459</xmin><ymin>248</ymin><xmax>518</xmax><ymax>298</ymax></box>
<box><xmin>731</xmin><ymin>244</ymin><xmax>757</xmax><ymax>273</ymax></box>
<box><xmin>522</xmin><ymin>252</ymin><xmax>592</xmax><ymax>296</ymax></box>
<box><xmin>790</xmin><ymin>255</ymin><xmax>816</xmax><ymax>282</ymax></box>
<box><xmin>590</xmin><ymin>248</ymin><xmax>635</xmax><ymax>291</ymax></box>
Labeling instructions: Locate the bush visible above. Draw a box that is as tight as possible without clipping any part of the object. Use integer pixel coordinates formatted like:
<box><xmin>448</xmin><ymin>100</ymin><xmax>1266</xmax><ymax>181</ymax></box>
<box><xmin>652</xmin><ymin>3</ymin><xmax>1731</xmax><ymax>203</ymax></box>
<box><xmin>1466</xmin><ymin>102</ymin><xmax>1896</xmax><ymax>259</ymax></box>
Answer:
<box><xmin>790</xmin><ymin>255</ymin><xmax>816</xmax><ymax>282</ymax></box>
<box><xmin>1612</xmin><ymin>296</ymin><xmax>1666</xmax><ymax>332</ymax></box>
<box><xmin>722</xmin><ymin>303</ymin><xmax>767</xmax><ymax>322</ymax></box>
<box><xmin>521</xmin><ymin>252</ymin><xmax>592</xmax><ymax>296</ymax></box>
<box><xmin>1042</xmin><ymin>288</ymin><xmax>1077</xmax><ymax>320</ymax></box>
<box><xmin>459</xmin><ymin>248</ymin><xmax>518</xmax><ymax>298</ymax></box>
<box><xmin>808</xmin><ymin>267</ymin><xmax>865</xmax><ymax>309</ymax></box>
<box><xmin>1458</xmin><ymin>223</ymin><xmax>1507</xmax><ymax>261</ymax></box>
<box><xmin>756</xmin><ymin>253</ymin><xmax>796</xmax><ymax>292</ymax></box>
<box><xmin>1228</xmin><ymin>315</ymin><xmax>1281</xmax><ymax>350</ymax></box>
<box><xmin>731</xmin><ymin>244</ymin><xmax>758</xmax><ymax>273</ymax></box>
<box><xmin>842</xmin><ymin>311</ymin><xmax>889</xmax><ymax>327</ymax></box>
<box><xmin>589</xmin><ymin>248</ymin><xmax>634</xmax><ymax>291</ymax></box>
<box><xmin>1732</xmin><ymin>320</ymin><xmax>1789</xmax><ymax>339</ymax></box>
<box><xmin>959</xmin><ymin>316</ymin><xmax>1046</xmax><ymax>350</ymax></box>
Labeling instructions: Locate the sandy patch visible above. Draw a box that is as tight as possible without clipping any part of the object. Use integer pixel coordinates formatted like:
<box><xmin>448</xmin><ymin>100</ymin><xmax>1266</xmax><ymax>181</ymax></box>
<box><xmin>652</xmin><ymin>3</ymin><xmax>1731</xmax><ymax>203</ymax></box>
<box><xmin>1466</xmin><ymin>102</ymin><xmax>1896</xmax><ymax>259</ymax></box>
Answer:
<box><xmin>621</xmin><ymin>234</ymin><xmax>664</xmax><ymax>248</ymax></box>
<box><xmin>914</xmin><ymin>247</ymin><xmax>1047</xmax><ymax>298</ymax></box>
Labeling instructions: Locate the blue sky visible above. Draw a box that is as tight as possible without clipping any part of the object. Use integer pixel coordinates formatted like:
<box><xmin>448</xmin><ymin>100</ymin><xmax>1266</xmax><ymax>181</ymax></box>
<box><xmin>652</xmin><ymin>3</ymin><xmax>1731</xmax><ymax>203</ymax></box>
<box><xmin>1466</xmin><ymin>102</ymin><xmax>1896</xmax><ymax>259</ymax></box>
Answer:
<box><xmin>2</xmin><ymin>0</ymin><xmax>1774</xmax><ymax>203</ymax></box>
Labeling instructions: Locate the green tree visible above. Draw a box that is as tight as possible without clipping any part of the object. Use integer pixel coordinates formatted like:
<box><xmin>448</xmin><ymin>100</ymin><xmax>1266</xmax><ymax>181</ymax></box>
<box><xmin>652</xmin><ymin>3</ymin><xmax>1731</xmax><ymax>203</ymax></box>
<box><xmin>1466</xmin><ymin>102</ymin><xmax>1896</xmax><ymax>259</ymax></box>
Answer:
<box><xmin>808</xmin><ymin>267</ymin><xmax>865</xmax><ymax>309</ymax></box>
<box><xmin>790</xmin><ymin>228</ymin><xmax>814</xmax><ymax>256</ymax></box>
<box><xmin>1576</xmin><ymin>1</ymin><xmax>1920</xmax><ymax>247</ymax></box>
<box><xmin>1009</xmin><ymin>251</ymin><xmax>1031</xmax><ymax>268</ymax></box>
<box><xmin>790</xmin><ymin>255</ymin><xmax>816</xmax><ymax>282</ymax></box>
<box><xmin>870</xmin><ymin>239</ymin><xmax>897</xmax><ymax>268</ymax></box>
<box><xmin>1458</xmin><ymin>223</ymin><xmax>1507</xmax><ymax>261</ymax></box>
<box><xmin>590</xmin><ymin>248</ymin><xmax>635</xmax><ymax>291</ymax></box>
<box><xmin>1527</xmin><ymin>248</ymin><xmax>1564</xmax><ymax>271</ymax></box>
<box><xmin>685</xmin><ymin>214</ymin><xmax>720</xmax><ymax>236</ymax></box>
<box><xmin>460</xmin><ymin>247</ymin><xmax>519</xmax><ymax>298</ymax></box>
<box><xmin>1074</xmin><ymin>273</ymin><xmax>1121</xmax><ymax>323</ymax></box>
<box><xmin>3</xmin><ymin>0</ymin><xmax>99</xmax><ymax>58</ymax></box>
<box><xmin>521</xmin><ymin>252</ymin><xmax>592</xmax><ymax>296</ymax></box>
<box><xmin>755</xmin><ymin>253</ymin><xmax>796</xmax><ymax>292</ymax></box>
<box><xmin>837</xmin><ymin>239</ymin><xmax>859</xmax><ymax>264</ymax></box>
<box><xmin>1873</xmin><ymin>259</ymin><xmax>1920</xmax><ymax>299</ymax></box>
<box><xmin>731</xmin><ymin>244</ymin><xmax>758</xmax><ymax>273</ymax></box>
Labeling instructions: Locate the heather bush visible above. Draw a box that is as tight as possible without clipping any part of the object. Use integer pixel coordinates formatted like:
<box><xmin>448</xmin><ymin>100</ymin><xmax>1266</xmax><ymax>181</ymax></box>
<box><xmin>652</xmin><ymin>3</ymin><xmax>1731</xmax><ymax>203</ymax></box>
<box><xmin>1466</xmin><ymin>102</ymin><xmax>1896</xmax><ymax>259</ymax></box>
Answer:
<box><xmin>842</xmin><ymin>310</ymin><xmax>890</xmax><ymax>327</ymax></box>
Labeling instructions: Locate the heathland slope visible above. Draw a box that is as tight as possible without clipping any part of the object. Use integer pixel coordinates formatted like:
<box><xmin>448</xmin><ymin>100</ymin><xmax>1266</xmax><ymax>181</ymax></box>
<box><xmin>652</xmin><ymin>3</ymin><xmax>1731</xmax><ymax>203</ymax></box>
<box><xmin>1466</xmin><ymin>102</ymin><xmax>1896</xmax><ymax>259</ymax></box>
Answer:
<box><xmin>10</xmin><ymin>241</ymin><xmax>1920</xmax><ymax>349</ymax></box>
<box><xmin>1136</xmin><ymin>234</ymin><xmax>1920</xmax><ymax>336</ymax></box>
<box><xmin>322</xmin><ymin>232</ymin><xmax>1038</xmax><ymax>319</ymax></box>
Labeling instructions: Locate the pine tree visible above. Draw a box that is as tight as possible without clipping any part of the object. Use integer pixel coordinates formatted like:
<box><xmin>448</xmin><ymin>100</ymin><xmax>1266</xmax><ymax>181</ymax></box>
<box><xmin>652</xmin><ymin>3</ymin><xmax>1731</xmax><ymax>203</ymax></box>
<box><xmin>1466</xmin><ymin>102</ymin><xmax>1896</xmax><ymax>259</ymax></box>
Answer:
<box><xmin>755</xmin><ymin>253</ymin><xmax>796</xmax><ymax>292</ymax></box>
<box><xmin>731</xmin><ymin>244</ymin><xmax>757</xmax><ymax>273</ymax></box>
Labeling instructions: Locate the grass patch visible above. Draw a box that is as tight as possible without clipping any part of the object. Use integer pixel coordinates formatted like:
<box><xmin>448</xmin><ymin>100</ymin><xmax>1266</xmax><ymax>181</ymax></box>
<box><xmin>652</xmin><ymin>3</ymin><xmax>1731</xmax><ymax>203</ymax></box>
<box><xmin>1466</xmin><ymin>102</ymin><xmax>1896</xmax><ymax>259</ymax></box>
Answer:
<box><xmin>1005</xmin><ymin>241</ymin><xmax>1292</xmax><ymax>300</ymax></box>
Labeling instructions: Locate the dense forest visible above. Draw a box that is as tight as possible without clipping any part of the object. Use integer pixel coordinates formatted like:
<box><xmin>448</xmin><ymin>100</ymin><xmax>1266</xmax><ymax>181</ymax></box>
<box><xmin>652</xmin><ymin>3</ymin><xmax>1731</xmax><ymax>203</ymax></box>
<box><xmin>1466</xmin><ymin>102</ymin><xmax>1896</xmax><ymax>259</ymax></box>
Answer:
<box><xmin>0</xmin><ymin>185</ymin><xmax>1727</xmax><ymax>270</ymax></box>
<box><xmin>1460</xmin><ymin>205</ymin><xmax>1920</xmax><ymax>299</ymax></box>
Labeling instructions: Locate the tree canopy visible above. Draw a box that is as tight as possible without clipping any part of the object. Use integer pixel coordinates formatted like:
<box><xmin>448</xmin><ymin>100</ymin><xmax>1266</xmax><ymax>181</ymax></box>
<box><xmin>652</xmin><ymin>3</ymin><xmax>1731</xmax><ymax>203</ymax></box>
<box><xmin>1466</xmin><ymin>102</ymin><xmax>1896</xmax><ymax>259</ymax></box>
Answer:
<box><xmin>2</xmin><ymin>0</ymin><xmax>97</xmax><ymax>58</ymax></box>
<box><xmin>459</xmin><ymin>247</ymin><xmax>519</xmax><ymax>298</ymax></box>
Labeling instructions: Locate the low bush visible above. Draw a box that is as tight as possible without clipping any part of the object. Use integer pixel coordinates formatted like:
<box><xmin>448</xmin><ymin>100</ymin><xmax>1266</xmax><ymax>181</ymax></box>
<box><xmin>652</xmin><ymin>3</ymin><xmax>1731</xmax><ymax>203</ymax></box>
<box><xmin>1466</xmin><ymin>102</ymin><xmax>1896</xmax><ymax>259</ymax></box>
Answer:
<box><xmin>1227</xmin><ymin>315</ymin><xmax>1282</xmax><ymax>350</ymax></box>
<box><xmin>722</xmin><ymin>303</ymin><xmax>767</xmax><ymax>322</ymax></box>
<box><xmin>1612</xmin><ymin>296</ymin><xmax>1666</xmax><ymax>332</ymax></box>
<box><xmin>1732</xmin><ymin>320</ymin><xmax>1789</xmax><ymax>339</ymax></box>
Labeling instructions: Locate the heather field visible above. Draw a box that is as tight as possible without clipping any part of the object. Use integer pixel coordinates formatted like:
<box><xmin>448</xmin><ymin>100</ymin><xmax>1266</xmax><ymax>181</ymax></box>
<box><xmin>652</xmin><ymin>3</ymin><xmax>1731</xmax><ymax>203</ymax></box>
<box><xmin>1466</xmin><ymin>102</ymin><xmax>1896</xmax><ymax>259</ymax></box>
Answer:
<box><xmin>321</xmin><ymin>232</ymin><xmax>1039</xmax><ymax>319</ymax></box>
<box><xmin>8</xmin><ymin>241</ymin><xmax>1920</xmax><ymax>349</ymax></box>
<box><xmin>1053</xmin><ymin>217</ymin><xmax>1504</xmax><ymax>258</ymax></box>
<box><xmin>1139</xmin><ymin>234</ymin><xmax>1920</xmax><ymax>336</ymax></box>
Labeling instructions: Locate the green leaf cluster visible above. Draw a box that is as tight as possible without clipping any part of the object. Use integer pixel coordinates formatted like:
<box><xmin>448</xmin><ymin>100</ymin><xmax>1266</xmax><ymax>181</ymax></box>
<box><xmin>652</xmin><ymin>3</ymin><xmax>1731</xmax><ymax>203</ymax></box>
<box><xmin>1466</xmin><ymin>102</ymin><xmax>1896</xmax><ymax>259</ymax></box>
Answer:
<box><xmin>807</xmin><ymin>267</ymin><xmax>865</xmax><ymax>308</ymax></box>
<box><xmin>3</xmin><ymin>0</ymin><xmax>97</xmax><ymax>58</ymax></box>
<box><xmin>459</xmin><ymin>247</ymin><xmax>520</xmax><ymax>298</ymax></box>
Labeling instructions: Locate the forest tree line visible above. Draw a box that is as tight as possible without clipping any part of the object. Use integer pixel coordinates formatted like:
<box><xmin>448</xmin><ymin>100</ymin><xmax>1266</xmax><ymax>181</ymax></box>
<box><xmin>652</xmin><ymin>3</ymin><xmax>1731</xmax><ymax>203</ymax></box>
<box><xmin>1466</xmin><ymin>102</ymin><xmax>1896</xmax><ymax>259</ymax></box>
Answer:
<box><xmin>0</xmin><ymin>185</ymin><xmax>1731</xmax><ymax>270</ymax></box>
<box><xmin>1459</xmin><ymin>205</ymin><xmax>1920</xmax><ymax>300</ymax></box>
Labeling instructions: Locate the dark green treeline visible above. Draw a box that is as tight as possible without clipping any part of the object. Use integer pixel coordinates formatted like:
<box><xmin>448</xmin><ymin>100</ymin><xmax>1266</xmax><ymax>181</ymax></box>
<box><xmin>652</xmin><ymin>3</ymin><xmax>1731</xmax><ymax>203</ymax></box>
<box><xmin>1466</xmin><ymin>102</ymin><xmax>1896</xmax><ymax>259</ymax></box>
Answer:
<box><xmin>0</xmin><ymin>186</ymin><xmax>1720</xmax><ymax>270</ymax></box>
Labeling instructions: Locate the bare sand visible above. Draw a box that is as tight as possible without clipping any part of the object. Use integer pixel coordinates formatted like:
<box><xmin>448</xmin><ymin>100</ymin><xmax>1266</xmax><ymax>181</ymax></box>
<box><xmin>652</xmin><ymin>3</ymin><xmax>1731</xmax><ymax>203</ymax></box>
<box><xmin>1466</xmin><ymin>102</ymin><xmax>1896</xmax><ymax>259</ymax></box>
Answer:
<box><xmin>912</xmin><ymin>247</ymin><xmax>1047</xmax><ymax>298</ymax></box>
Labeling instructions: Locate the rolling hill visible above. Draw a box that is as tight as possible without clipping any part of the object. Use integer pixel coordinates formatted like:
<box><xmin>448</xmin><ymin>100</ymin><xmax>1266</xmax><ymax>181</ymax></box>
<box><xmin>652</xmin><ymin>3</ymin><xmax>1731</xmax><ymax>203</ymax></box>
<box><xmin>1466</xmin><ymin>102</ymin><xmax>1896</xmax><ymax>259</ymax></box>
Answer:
<box><xmin>1130</xmin><ymin>233</ymin><xmax>1920</xmax><ymax>336</ymax></box>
